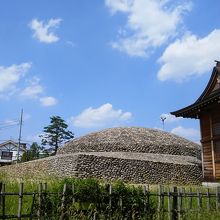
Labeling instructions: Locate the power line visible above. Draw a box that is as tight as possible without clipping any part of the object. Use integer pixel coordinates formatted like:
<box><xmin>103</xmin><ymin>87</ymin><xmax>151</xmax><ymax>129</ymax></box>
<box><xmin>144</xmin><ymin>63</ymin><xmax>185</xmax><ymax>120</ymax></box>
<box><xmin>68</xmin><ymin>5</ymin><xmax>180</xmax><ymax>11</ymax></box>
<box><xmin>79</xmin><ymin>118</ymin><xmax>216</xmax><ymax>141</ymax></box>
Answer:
<box><xmin>0</xmin><ymin>119</ymin><xmax>19</xmax><ymax>126</ymax></box>
<box><xmin>0</xmin><ymin>124</ymin><xmax>20</xmax><ymax>132</ymax></box>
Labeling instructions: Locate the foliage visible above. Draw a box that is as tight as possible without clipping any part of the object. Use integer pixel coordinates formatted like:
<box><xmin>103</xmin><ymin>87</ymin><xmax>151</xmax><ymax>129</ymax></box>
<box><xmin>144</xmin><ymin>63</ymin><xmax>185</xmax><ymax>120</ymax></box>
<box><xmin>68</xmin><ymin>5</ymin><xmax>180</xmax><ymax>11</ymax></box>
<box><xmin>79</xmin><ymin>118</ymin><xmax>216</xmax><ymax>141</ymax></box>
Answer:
<box><xmin>40</xmin><ymin>116</ymin><xmax>74</xmax><ymax>155</ymax></box>
<box><xmin>21</xmin><ymin>142</ymin><xmax>45</xmax><ymax>162</ymax></box>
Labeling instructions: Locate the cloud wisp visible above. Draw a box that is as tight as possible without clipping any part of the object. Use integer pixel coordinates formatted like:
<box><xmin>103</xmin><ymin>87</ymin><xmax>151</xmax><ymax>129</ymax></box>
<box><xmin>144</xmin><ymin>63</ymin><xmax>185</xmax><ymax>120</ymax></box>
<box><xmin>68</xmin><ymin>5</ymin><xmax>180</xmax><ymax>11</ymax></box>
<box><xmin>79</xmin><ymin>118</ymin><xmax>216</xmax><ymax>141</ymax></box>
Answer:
<box><xmin>71</xmin><ymin>103</ymin><xmax>132</xmax><ymax>128</ymax></box>
<box><xmin>40</xmin><ymin>96</ymin><xmax>58</xmax><ymax>107</ymax></box>
<box><xmin>21</xmin><ymin>77</ymin><xmax>58</xmax><ymax>107</ymax></box>
<box><xmin>20</xmin><ymin>77</ymin><xmax>44</xmax><ymax>99</ymax></box>
<box><xmin>29</xmin><ymin>18</ymin><xmax>62</xmax><ymax>43</ymax></box>
<box><xmin>106</xmin><ymin>0</ymin><xmax>191</xmax><ymax>57</ymax></box>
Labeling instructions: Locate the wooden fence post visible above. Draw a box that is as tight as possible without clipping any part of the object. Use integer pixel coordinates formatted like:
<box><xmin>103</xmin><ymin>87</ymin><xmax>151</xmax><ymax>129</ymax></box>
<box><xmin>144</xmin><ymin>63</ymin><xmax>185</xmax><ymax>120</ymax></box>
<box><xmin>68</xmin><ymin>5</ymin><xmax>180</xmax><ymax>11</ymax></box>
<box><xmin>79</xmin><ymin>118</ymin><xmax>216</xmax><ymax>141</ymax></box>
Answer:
<box><xmin>0</xmin><ymin>182</ymin><xmax>2</xmax><ymax>206</ymax></box>
<box><xmin>60</xmin><ymin>183</ymin><xmax>67</xmax><ymax>220</ymax></box>
<box><xmin>182</xmin><ymin>187</ymin><xmax>186</xmax><ymax>212</ymax></box>
<box><xmin>189</xmin><ymin>187</ymin><xmax>193</xmax><ymax>210</ymax></box>
<box><xmin>167</xmin><ymin>187</ymin><xmax>171</xmax><ymax>220</ymax></box>
<box><xmin>206</xmin><ymin>187</ymin><xmax>210</xmax><ymax>211</ymax></box>
<box><xmin>38</xmin><ymin>183</ymin><xmax>42</xmax><ymax>219</ymax></box>
<box><xmin>177</xmin><ymin>188</ymin><xmax>181</xmax><ymax>220</ymax></box>
<box><xmin>17</xmin><ymin>183</ymin><xmax>24</xmax><ymax>219</ymax></box>
<box><xmin>161</xmin><ymin>185</ymin><xmax>165</xmax><ymax>219</ymax></box>
<box><xmin>215</xmin><ymin>186</ymin><xmax>220</xmax><ymax>210</ymax></box>
<box><xmin>109</xmin><ymin>184</ymin><xmax>112</xmax><ymax>220</ymax></box>
<box><xmin>119</xmin><ymin>196</ymin><xmax>123</xmax><ymax>220</ymax></box>
<box><xmin>161</xmin><ymin>185</ymin><xmax>164</xmax><ymax>212</ymax></box>
<box><xmin>143</xmin><ymin>185</ymin><xmax>147</xmax><ymax>216</ymax></box>
<box><xmin>197</xmin><ymin>187</ymin><xmax>202</xmax><ymax>210</ymax></box>
<box><xmin>29</xmin><ymin>193</ymin><xmax>36</xmax><ymax>220</ymax></box>
<box><xmin>1</xmin><ymin>183</ymin><xmax>5</xmax><ymax>220</ymax></box>
<box><xmin>147</xmin><ymin>185</ymin><xmax>150</xmax><ymax>207</ymax></box>
<box><xmin>158</xmin><ymin>185</ymin><xmax>161</xmax><ymax>213</ymax></box>
<box><xmin>72</xmin><ymin>183</ymin><xmax>75</xmax><ymax>206</ymax></box>
<box><xmin>43</xmin><ymin>182</ymin><xmax>47</xmax><ymax>191</ymax></box>
<box><xmin>172</xmin><ymin>186</ymin><xmax>178</xmax><ymax>220</ymax></box>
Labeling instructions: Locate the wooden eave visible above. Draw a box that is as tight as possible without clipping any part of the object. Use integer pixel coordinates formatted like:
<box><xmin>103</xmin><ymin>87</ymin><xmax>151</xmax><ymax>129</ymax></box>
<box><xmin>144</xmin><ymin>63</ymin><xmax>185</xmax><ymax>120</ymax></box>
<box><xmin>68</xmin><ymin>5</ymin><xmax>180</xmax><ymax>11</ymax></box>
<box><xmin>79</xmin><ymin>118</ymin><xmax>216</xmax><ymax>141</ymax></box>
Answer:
<box><xmin>171</xmin><ymin>65</ymin><xmax>220</xmax><ymax>119</ymax></box>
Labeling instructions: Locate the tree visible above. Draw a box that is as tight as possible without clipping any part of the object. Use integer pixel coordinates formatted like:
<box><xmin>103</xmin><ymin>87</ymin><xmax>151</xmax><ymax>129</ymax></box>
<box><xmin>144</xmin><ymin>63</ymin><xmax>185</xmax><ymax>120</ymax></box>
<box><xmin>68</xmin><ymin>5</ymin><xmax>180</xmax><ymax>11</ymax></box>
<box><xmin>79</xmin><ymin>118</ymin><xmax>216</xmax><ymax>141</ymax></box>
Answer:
<box><xmin>29</xmin><ymin>142</ymin><xmax>41</xmax><ymax>159</ymax></box>
<box><xmin>21</xmin><ymin>142</ymin><xmax>42</xmax><ymax>162</ymax></box>
<box><xmin>40</xmin><ymin>116</ymin><xmax>74</xmax><ymax>155</ymax></box>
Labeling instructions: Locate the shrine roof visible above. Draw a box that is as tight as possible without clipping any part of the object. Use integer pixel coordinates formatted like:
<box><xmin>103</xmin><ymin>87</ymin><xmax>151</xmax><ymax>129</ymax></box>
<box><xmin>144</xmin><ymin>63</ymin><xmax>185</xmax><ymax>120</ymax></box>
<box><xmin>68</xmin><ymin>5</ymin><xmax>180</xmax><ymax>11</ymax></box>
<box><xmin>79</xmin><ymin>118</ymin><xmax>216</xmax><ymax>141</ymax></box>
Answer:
<box><xmin>171</xmin><ymin>62</ymin><xmax>220</xmax><ymax>118</ymax></box>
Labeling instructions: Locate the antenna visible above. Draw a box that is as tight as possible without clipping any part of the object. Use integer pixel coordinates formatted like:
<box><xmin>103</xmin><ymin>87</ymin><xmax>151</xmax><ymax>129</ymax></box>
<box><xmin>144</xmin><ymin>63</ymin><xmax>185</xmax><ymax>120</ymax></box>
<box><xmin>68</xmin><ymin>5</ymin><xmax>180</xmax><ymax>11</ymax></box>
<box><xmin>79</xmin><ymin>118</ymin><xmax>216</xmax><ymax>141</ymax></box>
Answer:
<box><xmin>17</xmin><ymin>109</ymin><xmax>23</xmax><ymax>163</ymax></box>
<box><xmin>160</xmin><ymin>116</ymin><xmax>166</xmax><ymax>130</ymax></box>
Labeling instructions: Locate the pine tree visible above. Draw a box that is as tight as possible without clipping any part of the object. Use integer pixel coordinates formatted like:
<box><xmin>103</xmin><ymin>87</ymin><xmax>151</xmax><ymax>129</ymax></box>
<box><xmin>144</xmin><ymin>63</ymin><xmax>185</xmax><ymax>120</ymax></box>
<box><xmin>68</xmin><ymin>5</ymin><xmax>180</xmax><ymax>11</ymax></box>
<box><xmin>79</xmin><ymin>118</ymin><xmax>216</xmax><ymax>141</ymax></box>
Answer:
<box><xmin>40</xmin><ymin>116</ymin><xmax>74</xmax><ymax>154</ymax></box>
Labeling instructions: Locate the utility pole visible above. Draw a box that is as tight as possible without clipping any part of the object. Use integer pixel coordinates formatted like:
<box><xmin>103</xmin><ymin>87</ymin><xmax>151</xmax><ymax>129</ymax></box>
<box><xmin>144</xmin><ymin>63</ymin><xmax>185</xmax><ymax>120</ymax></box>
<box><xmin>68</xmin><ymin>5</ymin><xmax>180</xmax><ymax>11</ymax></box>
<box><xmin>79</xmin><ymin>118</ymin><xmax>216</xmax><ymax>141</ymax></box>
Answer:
<box><xmin>17</xmin><ymin>109</ymin><xmax>23</xmax><ymax>163</ymax></box>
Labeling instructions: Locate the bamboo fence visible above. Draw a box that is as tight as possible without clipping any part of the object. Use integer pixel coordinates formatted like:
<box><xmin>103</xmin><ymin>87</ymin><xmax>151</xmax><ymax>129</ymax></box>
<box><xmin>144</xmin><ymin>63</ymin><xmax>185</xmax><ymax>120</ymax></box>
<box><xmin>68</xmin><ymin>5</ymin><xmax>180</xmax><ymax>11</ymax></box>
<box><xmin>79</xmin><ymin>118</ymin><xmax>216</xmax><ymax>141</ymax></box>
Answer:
<box><xmin>1</xmin><ymin>182</ymin><xmax>220</xmax><ymax>219</ymax></box>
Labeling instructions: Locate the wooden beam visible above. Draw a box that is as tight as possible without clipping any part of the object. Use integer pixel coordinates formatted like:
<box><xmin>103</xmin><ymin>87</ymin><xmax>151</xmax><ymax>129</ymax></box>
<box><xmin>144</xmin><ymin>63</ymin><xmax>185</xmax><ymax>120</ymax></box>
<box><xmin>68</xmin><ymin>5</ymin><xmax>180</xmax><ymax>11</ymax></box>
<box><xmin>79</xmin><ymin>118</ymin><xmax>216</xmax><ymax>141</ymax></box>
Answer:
<box><xmin>200</xmin><ymin>119</ymin><xmax>205</xmax><ymax>179</ymax></box>
<box><xmin>210</xmin><ymin>114</ymin><xmax>216</xmax><ymax>180</ymax></box>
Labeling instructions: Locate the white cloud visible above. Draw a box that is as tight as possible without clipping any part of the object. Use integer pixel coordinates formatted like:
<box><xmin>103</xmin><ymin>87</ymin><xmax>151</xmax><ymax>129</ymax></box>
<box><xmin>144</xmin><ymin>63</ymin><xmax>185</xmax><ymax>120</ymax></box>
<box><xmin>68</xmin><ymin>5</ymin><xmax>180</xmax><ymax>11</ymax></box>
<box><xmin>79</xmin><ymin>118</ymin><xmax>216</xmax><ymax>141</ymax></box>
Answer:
<box><xmin>20</xmin><ymin>77</ymin><xmax>44</xmax><ymax>99</ymax></box>
<box><xmin>158</xmin><ymin>29</ymin><xmax>220</xmax><ymax>82</ymax></box>
<box><xmin>21</xmin><ymin>85</ymin><xmax>43</xmax><ymax>98</ymax></box>
<box><xmin>106</xmin><ymin>0</ymin><xmax>191</xmax><ymax>57</ymax></box>
<box><xmin>21</xmin><ymin>77</ymin><xmax>58</xmax><ymax>106</ymax></box>
<box><xmin>40</xmin><ymin>96</ymin><xmax>58</xmax><ymax>107</ymax></box>
<box><xmin>71</xmin><ymin>103</ymin><xmax>132</xmax><ymax>128</ymax></box>
<box><xmin>0</xmin><ymin>63</ymin><xmax>31</xmax><ymax>93</ymax></box>
<box><xmin>160</xmin><ymin>113</ymin><xmax>182</xmax><ymax>123</ymax></box>
<box><xmin>106</xmin><ymin>0</ymin><xmax>133</xmax><ymax>13</ymax></box>
<box><xmin>29</xmin><ymin>18</ymin><xmax>62</xmax><ymax>43</ymax></box>
<box><xmin>0</xmin><ymin>63</ymin><xmax>57</xmax><ymax>106</ymax></box>
<box><xmin>171</xmin><ymin>126</ymin><xmax>200</xmax><ymax>141</ymax></box>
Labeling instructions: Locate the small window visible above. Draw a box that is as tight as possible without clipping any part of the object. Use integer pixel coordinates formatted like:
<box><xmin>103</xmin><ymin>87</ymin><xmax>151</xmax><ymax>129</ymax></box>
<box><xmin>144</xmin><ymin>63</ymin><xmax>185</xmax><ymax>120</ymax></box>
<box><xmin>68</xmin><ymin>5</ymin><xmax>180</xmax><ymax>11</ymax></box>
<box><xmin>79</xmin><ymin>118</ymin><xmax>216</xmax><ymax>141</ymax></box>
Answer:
<box><xmin>213</xmin><ymin>123</ymin><xmax>220</xmax><ymax>136</ymax></box>
<box><xmin>1</xmin><ymin>151</ymin><xmax>13</xmax><ymax>160</ymax></box>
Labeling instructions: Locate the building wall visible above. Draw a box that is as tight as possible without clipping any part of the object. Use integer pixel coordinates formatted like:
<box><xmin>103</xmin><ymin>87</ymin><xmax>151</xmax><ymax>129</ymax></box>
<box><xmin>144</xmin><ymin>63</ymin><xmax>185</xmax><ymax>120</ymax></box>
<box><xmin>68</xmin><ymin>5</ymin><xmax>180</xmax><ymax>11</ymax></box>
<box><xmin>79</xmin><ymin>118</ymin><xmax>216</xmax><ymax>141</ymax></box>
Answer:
<box><xmin>0</xmin><ymin>143</ymin><xmax>25</xmax><ymax>163</ymax></box>
<box><xmin>212</xmin><ymin>106</ymin><xmax>220</xmax><ymax>180</ymax></box>
<box><xmin>200</xmin><ymin>104</ymin><xmax>220</xmax><ymax>181</ymax></box>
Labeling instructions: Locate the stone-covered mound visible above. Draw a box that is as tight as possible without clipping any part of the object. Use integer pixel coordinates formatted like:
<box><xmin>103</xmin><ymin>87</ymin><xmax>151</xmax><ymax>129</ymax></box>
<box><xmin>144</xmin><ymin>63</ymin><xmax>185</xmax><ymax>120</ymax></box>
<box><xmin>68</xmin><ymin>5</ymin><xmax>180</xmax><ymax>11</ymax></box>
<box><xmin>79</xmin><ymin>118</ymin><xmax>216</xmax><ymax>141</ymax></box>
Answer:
<box><xmin>0</xmin><ymin>127</ymin><xmax>202</xmax><ymax>184</ymax></box>
<box><xmin>58</xmin><ymin>127</ymin><xmax>201</xmax><ymax>159</ymax></box>
<box><xmin>0</xmin><ymin>152</ymin><xmax>202</xmax><ymax>184</ymax></box>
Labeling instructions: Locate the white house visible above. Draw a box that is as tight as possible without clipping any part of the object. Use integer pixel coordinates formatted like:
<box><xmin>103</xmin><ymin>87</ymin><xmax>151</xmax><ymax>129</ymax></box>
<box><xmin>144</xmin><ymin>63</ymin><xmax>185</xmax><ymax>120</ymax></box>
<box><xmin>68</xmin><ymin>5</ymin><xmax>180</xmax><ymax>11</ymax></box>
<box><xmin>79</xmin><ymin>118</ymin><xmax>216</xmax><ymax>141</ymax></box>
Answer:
<box><xmin>0</xmin><ymin>140</ymin><xmax>27</xmax><ymax>165</ymax></box>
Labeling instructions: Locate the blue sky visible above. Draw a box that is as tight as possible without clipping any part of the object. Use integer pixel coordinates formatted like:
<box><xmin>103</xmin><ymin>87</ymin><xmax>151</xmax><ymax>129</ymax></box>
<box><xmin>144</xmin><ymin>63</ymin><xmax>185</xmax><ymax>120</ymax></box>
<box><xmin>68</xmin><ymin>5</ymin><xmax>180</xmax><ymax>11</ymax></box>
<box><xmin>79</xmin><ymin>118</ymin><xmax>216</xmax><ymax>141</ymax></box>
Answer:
<box><xmin>0</xmin><ymin>0</ymin><xmax>220</xmax><ymax>145</ymax></box>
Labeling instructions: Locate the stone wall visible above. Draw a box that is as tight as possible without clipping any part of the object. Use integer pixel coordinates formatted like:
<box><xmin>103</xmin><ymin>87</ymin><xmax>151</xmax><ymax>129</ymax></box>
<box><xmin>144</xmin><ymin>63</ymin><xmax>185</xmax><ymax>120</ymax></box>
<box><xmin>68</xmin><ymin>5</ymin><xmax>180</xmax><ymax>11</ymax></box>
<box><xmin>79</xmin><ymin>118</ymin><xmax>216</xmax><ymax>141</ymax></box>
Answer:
<box><xmin>74</xmin><ymin>154</ymin><xmax>202</xmax><ymax>185</ymax></box>
<box><xmin>0</xmin><ymin>152</ymin><xmax>202</xmax><ymax>184</ymax></box>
